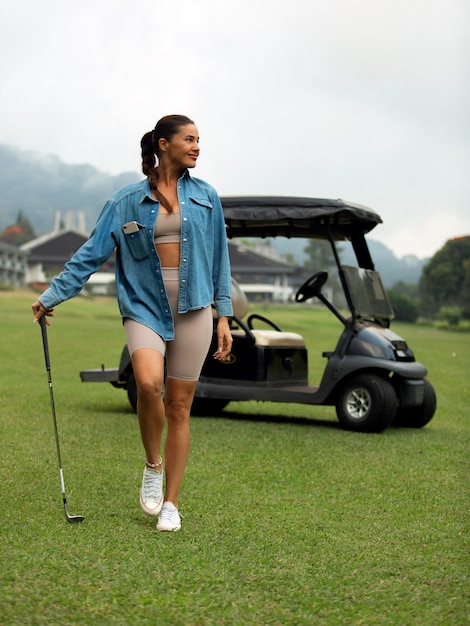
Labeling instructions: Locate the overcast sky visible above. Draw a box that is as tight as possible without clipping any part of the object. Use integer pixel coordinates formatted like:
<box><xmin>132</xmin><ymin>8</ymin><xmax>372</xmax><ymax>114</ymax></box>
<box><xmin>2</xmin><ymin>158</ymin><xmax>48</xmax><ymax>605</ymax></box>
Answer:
<box><xmin>1</xmin><ymin>0</ymin><xmax>468</xmax><ymax>259</ymax></box>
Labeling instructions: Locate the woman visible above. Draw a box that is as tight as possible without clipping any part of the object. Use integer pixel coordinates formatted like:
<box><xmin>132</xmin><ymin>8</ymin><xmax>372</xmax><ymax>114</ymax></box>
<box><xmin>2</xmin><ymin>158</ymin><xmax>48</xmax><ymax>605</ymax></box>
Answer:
<box><xmin>32</xmin><ymin>114</ymin><xmax>233</xmax><ymax>532</ymax></box>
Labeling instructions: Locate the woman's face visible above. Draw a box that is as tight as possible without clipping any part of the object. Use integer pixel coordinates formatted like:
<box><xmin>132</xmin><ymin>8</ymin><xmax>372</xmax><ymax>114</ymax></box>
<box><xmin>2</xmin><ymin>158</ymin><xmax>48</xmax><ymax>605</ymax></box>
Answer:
<box><xmin>160</xmin><ymin>124</ymin><xmax>200</xmax><ymax>169</ymax></box>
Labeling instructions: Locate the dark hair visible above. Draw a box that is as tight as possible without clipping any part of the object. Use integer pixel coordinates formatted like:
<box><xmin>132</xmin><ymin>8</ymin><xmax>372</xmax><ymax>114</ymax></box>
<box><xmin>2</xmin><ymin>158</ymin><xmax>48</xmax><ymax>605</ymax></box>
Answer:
<box><xmin>141</xmin><ymin>114</ymin><xmax>195</xmax><ymax>212</ymax></box>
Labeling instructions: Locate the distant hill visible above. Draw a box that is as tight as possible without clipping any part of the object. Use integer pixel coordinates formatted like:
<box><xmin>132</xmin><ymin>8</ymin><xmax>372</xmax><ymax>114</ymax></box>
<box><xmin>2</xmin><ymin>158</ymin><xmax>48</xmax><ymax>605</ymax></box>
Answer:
<box><xmin>0</xmin><ymin>143</ymin><xmax>427</xmax><ymax>287</ymax></box>
<box><xmin>340</xmin><ymin>240</ymin><xmax>427</xmax><ymax>287</ymax></box>
<box><xmin>0</xmin><ymin>144</ymin><xmax>141</xmax><ymax>234</ymax></box>
<box><xmin>273</xmin><ymin>238</ymin><xmax>428</xmax><ymax>288</ymax></box>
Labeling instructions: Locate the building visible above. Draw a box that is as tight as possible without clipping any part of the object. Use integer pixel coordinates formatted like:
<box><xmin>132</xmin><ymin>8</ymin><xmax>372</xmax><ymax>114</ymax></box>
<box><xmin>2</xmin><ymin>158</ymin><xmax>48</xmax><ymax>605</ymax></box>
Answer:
<box><xmin>0</xmin><ymin>241</ymin><xmax>29</xmax><ymax>286</ymax></box>
<box><xmin>20</xmin><ymin>210</ymin><xmax>114</xmax><ymax>286</ymax></box>
<box><xmin>228</xmin><ymin>239</ymin><xmax>301</xmax><ymax>302</ymax></box>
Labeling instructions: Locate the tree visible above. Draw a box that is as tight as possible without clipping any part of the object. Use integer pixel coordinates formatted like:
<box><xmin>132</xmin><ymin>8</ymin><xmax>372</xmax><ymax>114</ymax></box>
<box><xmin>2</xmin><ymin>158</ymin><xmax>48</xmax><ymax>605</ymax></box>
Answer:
<box><xmin>303</xmin><ymin>239</ymin><xmax>342</xmax><ymax>293</ymax></box>
<box><xmin>0</xmin><ymin>210</ymin><xmax>37</xmax><ymax>246</ymax></box>
<box><xmin>419</xmin><ymin>236</ymin><xmax>470</xmax><ymax>319</ymax></box>
<box><xmin>387</xmin><ymin>284</ymin><xmax>420</xmax><ymax>322</ymax></box>
<box><xmin>303</xmin><ymin>239</ymin><xmax>338</xmax><ymax>273</ymax></box>
<box><xmin>462</xmin><ymin>259</ymin><xmax>470</xmax><ymax>319</ymax></box>
<box><xmin>280</xmin><ymin>252</ymin><xmax>295</xmax><ymax>264</ymax></box>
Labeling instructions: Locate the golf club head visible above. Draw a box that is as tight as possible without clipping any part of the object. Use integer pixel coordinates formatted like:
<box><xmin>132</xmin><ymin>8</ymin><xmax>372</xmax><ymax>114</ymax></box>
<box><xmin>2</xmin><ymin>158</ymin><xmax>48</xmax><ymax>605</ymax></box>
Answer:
<box><xmin>66</xmin><ymin>513</ymin><xmax>85</xmax><ymax>524</ymax></box>
<box><xmin>64</xmin><ymin>503</ymin><xmax>84</xmax><ymax>523</ymax></box>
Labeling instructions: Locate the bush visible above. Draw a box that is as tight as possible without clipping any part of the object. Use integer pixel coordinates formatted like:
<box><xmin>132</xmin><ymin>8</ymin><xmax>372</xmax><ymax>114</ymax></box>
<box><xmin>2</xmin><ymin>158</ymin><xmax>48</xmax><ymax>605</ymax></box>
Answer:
<box><xmin>438</xmin><ymin>305</ymin><xmax>463</xmax><ymax>326</ymax></box>
<box><xmin>387</xmin><ymin>289</ymin><xmax>420</xmax><ymax>323</ymax></box>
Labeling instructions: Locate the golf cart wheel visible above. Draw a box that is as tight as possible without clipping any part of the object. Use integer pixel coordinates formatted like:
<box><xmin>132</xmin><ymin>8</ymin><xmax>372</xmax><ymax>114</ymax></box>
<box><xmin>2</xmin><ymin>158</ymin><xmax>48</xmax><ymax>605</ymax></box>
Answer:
<box><xmin>336</xmin><ymin>374</ymin><xmax>398</xmax><ymax>433</ymax></box>
<box><xmin>127</xmin><ymin>371</ymin><xmax>138</xmax><ymax>412</ymax></box>
<box><xmin>393</xmin><ymin>379</ymin><xmax>437</xmax><ymax>428</ymax></box>
<box><xmin>191</xmin><ymin>397</ymin><xmax>229</xmax><ymax>416</ymax></box>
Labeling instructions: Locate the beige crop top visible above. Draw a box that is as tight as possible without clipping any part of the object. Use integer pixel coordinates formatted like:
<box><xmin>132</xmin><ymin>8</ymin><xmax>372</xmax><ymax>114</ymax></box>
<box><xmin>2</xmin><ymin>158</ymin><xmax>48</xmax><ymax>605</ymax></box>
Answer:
<box><xmin>154</xmin><ymin>212</ymin><xmax>181</xmax><ymax>245</ymax></box>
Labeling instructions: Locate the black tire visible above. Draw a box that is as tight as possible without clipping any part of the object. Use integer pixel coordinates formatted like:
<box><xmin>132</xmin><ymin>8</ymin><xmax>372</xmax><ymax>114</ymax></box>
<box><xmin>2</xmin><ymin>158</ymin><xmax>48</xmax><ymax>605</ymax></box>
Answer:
<box><xmin>191</xmin><ymin>397</ymin><xmax>229</xmax><ymax>416</ymax></box>
<box><xmin>393</xmin><ymin>379</ymin><xmax>437</xmax><ymax>428</ymax></box>
<box><xmin>127</xmin><ymin>371</ymin><xmax>138</xmax><ymax>413</ymax></box>
<box><xmin>336</xmin><ymin>374</ymin><xmax>398</xmax><ymax>433</ymax></box>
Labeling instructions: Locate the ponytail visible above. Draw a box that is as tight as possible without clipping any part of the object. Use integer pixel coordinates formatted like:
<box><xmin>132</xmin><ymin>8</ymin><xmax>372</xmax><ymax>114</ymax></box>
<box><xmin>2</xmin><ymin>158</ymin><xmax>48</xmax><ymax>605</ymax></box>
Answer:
<box><xmin>140</xmin><ymin>130</ymin><xmax>174</xmax><ymax>212</ymax></box>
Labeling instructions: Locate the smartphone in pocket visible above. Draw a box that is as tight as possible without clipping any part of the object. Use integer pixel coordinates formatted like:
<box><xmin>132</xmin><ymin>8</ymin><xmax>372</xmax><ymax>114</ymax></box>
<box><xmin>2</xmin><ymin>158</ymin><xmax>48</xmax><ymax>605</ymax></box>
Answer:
<box><xmin>123</xmin><ymin>221</ymin><xmax>141</xmax><ymax>234</ymax></box>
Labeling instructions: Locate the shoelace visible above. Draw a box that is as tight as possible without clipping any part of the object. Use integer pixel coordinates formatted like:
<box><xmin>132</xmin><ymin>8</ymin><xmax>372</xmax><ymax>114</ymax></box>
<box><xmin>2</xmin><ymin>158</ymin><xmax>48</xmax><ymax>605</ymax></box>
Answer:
<box><xmin>159</xmin><ymin>504</ymin><xmax>182</xmax><ymax>523</ymax></box>
<box><xmin>142</xmin><ymin>469</ymin><xmax>162</xmax><ymax>500</ymax></box>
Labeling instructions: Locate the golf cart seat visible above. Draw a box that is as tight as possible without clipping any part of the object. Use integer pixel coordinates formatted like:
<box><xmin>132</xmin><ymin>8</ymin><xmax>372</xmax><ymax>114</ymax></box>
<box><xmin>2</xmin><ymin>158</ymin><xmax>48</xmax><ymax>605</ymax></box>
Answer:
<box><xmin>202</xmin><ymin>277</ymin><xmax>308</xmax><ymax>385</ymax></box>
<box><xmin>230</xmin><ymin>278</ymin><xmax>305</xmax><ymax>348</ymax></box>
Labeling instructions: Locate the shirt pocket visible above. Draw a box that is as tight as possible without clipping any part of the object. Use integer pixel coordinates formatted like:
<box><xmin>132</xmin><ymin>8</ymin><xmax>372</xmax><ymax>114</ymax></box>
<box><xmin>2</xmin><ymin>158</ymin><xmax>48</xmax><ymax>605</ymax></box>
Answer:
<box><xmin>123</xmin><ymin>224</ymin><xmax>150</xmax><ymax>260</ymax></box>
<box><xmin>189</xmin><ymin>196</ymin><xmax>213</xmax><ymax>232</ymax></box>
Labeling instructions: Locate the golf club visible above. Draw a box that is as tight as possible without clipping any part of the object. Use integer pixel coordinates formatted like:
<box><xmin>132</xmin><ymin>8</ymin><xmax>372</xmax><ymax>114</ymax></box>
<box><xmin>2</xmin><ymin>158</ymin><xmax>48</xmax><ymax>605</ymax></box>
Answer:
<box><xmin>39</xmin><ymin>316</ymin><xmax>84</xmax><ymax>524</ymax></box>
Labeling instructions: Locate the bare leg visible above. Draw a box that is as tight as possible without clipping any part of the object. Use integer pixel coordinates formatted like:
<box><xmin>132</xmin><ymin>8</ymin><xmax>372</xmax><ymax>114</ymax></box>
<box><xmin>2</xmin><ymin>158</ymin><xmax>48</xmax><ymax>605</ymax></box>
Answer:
<box><xmin>131</xmin><ymin>348</ymin><xmax>166</xmax><ymax>467</ymax></box>
<box><xmin>163</xmin><ymin>377</ymin><xmax>198</xmax><ymax>508</ymax></box>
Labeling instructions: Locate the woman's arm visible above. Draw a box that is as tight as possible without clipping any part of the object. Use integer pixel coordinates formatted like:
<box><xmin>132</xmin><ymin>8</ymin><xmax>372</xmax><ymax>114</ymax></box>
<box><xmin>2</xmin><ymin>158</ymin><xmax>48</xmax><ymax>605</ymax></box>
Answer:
<box><xmin>31</xmin><ymin>200</ymin><xmax>118</xmax><ymax>322</ymax></box>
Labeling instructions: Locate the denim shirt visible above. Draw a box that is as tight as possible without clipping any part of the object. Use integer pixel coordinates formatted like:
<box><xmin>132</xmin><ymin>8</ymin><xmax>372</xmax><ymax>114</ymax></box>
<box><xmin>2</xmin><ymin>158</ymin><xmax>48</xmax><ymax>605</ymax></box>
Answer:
<box><xmin>39</xmin><ymin>172</ymin><xmax>233</xmax><ymax>340</ymax></box>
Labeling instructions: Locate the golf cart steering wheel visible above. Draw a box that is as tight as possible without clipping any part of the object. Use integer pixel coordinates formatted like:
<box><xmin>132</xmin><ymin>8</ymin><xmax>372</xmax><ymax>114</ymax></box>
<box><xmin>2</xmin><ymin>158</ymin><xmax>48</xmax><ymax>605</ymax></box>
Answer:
<box><xmin>295</xmin><ymin>271</ymin><xmax>329</xmax><ymax>303</ymax></box>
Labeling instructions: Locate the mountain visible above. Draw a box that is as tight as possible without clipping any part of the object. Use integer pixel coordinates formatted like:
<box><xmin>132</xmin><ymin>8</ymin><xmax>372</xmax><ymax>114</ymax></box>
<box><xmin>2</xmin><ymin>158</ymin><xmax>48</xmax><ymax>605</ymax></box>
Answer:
<box><xmin>340</xmin><ymin>240</ymin><xmax>427</xmax><ymax>287</ymax></box>
<box><xmin>0</xmin><ymin>143</ymin><xmax>427</xmax><ymax>287</ymax></box>
<box><xmin>0</xmin><ymin>144</ymin><xmax>141</xmax><ymax>234</ymax></box>
<box><xmin>273</xmin><ymin>238</ymin><xmax>428</xmax><ymax>288</ymax></box>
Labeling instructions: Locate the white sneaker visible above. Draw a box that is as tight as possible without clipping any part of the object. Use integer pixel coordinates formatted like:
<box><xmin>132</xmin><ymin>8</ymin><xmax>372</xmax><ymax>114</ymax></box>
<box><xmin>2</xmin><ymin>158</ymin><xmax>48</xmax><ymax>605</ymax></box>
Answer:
<box><xmin>156</xmin><ymin>502</ymin><xmax>181</xmax><ymax>532</ymax></box>
<box><xmin>140</xmin><ymin>467</ymin><xmax>163</xmax><ymax>516</ymax></box>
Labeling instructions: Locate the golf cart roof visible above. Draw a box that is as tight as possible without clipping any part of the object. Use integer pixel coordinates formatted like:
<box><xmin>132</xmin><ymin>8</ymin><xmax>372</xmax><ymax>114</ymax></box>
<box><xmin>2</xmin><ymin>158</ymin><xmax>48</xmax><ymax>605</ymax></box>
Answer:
<box><xmin>220</xmin><ymin>196</ymin><xmax>382</xmax><ymax>240</ymax></box>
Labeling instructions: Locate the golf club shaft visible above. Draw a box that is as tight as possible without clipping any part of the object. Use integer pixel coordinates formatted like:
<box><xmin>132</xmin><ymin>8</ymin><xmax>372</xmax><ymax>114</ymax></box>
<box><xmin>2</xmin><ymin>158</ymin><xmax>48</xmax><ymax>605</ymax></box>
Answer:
<box><xmin>39</xmin><ymin>316</ymin><xmax>84</xmax><ymax>523</ymax></box>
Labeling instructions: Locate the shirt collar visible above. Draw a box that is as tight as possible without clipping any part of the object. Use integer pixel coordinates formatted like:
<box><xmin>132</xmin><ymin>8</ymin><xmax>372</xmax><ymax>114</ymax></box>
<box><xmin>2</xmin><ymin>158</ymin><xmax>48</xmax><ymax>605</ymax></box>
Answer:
<box><xmin>139</xmin><ymin>170</ymin><xmax>191</xmax><ymax>204</ymax></box>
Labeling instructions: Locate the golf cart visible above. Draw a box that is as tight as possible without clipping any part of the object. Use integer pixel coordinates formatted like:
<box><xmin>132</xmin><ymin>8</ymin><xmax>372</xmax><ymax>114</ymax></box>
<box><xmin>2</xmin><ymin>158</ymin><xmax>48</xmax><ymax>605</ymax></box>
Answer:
<box><xmin>80</xmin><ymin>196</ymin><xmax>436</xmax><ymax>433</ymax></box>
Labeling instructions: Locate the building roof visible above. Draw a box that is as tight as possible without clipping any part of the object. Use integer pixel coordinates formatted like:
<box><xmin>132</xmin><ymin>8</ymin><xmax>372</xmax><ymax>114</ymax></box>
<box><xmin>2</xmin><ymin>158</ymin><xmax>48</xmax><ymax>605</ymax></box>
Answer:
<box><xmin>0</xmin><ymin>240</ymin><xmax>29</xmax><ymax>255</ymax></box>
<box><xmin>228</xmin><ymin>241</ymin><xmax>297</xmax><ymax>274</ymax></box>
<box><xmin>20</xmin><ymin>231</ymin><xmax>89</xmax><ymax>265</ymax></box>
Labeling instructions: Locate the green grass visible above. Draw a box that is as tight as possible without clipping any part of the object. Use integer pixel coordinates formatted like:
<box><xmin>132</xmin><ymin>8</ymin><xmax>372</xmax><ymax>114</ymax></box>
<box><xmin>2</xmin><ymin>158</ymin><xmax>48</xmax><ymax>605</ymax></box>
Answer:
<box><xmin>1</xmin><ymin>291</ymin><xmax>469</xmax><ymax>625</ymax></box>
